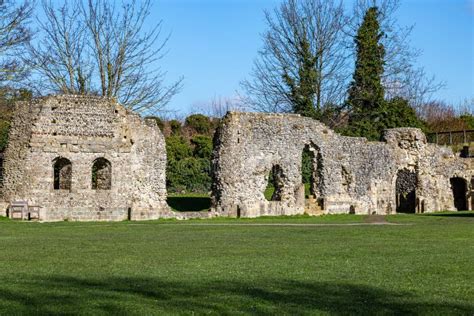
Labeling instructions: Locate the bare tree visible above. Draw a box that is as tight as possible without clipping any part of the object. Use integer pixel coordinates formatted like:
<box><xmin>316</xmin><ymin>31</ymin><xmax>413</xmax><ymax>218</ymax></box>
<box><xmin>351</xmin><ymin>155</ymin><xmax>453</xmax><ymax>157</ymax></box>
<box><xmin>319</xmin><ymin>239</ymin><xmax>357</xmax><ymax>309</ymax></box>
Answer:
<box><xmin>418</xmin><ymin>100</ymin><xmax>471</xmax><ymax>132</ymax></box>
<box><xmin>192</xmin><ymin>95</ymin><xmax>247</xmax><ymax>118</ymax></box>
<box><xmin>240</xmin><ymin>0</ymin><xmax>349</xmax><ymax>115</ymax></box>
<box><xmin>351</xmin><ymin>0</ymin><xmax>444</xmax><ymax>108</ymax></box>
<box><xmin>24</xmin><ymin>0</ymin><xmax>182</xmax><ymax>114</ymax></box>
<box><xmin>25</xmin><ymin>1</ymin><xmax>91</xmax><ymax>94</ymax></box>
<box><xmin>0</xmin><ymin>0</ymin><xmax>33</xmax><ymax>84</ymax></box>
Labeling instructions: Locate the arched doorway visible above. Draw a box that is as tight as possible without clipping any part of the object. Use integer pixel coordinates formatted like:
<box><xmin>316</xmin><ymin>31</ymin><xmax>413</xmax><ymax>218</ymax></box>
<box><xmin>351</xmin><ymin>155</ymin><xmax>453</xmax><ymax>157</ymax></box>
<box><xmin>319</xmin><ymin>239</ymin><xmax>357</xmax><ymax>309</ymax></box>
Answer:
<box><xmin>450</xmin><ymin>177</ymin><xmax>467</xmax><ymax>211</ymax></box>
<box><xmin>395</xmin><ymin>169</ymin><xmax>417</xmax><ymax>213</ymax></box>
<box><xmin>53</xmin><ymin>157</ymin><xmax>72</xmax><ymax>190</ymax></box>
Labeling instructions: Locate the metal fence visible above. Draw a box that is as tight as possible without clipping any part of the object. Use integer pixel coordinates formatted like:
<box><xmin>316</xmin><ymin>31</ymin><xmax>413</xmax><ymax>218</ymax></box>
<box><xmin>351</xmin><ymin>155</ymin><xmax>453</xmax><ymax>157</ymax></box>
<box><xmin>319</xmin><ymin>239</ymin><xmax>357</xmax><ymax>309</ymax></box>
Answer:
<box><xmin>427</xmin><ymin>130</ymin><xmax>474</xmax><ymax>145</ymax></box>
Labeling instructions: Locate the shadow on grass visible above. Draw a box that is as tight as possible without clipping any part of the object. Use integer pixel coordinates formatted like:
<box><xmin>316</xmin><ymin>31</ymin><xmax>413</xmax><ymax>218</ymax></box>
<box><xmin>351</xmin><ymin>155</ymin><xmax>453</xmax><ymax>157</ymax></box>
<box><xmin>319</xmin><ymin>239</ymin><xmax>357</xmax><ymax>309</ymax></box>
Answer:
<box><xmin>0</xmin><ymin>276</ymin><xmax>472</xmax><ymax>315</ymax></box>
<box><xmin>167</xmin><ymin>196</ymin><xmax>211</xmax><ymax>212</ymax></box>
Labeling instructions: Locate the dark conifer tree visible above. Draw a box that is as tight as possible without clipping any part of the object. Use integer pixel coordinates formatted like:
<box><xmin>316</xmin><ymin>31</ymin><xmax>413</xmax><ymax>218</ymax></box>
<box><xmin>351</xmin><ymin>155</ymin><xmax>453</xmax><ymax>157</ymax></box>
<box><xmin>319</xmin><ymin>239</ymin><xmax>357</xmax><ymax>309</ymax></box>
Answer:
<box><xmin>348</xmin><ymin>6</ymin><xmax>385</xmax><ymax>113</ymax></box>
<box><xmin>344</xmin><ymin>6</ymin><xmax>387</xmax><ymax>140</ymax></box>
<box><xmin>283</xmin><ymin>34</ymin><xmax>319</xmax><ymax>119</ymax></box>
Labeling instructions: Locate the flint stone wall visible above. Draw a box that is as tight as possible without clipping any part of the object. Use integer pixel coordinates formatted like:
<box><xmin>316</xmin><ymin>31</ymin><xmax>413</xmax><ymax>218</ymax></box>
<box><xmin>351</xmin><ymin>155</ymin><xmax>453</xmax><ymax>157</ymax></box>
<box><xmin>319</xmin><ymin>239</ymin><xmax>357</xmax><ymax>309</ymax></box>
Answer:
<box><xmin>211</xmin><ymin>112</ymin><xmax>473</xmax><ymax>217</ymax></box>
<box><xmin>0</xmin><ymin>95</ymin><xmax>172</xmax><ymax>221</ymax></box>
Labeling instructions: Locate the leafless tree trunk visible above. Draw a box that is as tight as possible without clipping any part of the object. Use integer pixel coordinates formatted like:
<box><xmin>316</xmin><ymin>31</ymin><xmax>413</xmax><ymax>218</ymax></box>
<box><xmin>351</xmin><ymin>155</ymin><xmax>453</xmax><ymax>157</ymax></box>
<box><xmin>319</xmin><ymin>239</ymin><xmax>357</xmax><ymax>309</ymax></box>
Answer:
<box><xmin>0</xmin><ymin>0</ymin><xmax>33</xmax><ymax>84</ymax></box>
<box><xmin>240</xmin><ymin>0</ymin><xmax>349</xmax><ymax>115</ymax></box>
<box><xmin>24</xmin><ymin>0</ymin><xmax>182</xmax><ymax>114</ymax></box>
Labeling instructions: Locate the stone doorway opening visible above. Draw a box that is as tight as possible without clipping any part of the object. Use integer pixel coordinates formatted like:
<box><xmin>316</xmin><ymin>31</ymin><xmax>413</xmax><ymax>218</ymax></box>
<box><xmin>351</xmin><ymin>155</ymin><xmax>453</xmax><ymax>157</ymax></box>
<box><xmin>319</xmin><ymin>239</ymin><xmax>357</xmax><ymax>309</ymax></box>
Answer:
<box><xmin>265</xmin><ymin>165</ymin><xmax>285</xmax><ymax>201</ymax></box>
<box><xmin>450</xmin><ymin>177</ymin><xmax>467</xmax><ymax>211</ymax></box>
<box><xmin>395</xmin><ymin>169</ymin><xmax>417</xmax><ymax>213</ymax></box>
<box><xmin>302</xmin><ymin>144</ymin><xmax>323</xmax><ymax>214</ymax></box>
<box><xmin>53</xmin><ymin>157</ymin><xmax>72</xmax><ymax>190</ymax></box>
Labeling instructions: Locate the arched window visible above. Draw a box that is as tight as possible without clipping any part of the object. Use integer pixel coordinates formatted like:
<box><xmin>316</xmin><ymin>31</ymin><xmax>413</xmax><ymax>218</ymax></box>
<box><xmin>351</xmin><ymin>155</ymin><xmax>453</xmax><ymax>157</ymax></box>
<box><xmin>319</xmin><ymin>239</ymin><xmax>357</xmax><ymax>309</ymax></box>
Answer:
<box><xmin>53</xmin><ymin>157</ymin><xmax>72</xmax><ymax>190</ymax></box>
<box><xmin>92</xmin><ymin>158</ymin><xmax>111</xmax><ymax>190</ymax></box>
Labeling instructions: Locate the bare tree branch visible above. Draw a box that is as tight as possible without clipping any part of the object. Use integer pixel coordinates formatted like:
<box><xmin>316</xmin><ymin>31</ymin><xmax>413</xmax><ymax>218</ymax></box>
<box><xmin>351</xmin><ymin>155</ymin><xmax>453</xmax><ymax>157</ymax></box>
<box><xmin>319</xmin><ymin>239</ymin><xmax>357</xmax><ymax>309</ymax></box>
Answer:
<box><xmin>240</xmin><ymin>0</ymin><xmax>350</xmax><ymax>116</ymax></box>
<box><xmin>0</xmin><ymin>0</ymin><xmax>33</xmax><ymax>84</ymax></box>
<box><xmin>23</xmin><ymin>0</ymin><xmax>182</xmax><ymax>114</ymax></box>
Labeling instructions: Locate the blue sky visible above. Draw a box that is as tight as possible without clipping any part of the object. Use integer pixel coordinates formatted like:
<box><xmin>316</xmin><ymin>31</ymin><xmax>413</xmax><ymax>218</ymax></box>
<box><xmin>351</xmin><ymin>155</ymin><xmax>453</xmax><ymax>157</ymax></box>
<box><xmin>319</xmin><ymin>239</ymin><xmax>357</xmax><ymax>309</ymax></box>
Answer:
<box><xmin>153</xmin><ymin>0</ymin><xmax>473</xmax><ymax>114</ymax></box>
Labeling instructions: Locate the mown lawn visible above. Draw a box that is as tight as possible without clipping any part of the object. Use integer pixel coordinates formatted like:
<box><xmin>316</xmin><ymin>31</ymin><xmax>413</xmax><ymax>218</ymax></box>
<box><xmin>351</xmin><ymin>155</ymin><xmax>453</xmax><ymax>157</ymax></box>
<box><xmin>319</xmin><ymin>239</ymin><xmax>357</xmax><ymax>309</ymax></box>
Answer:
<box><xmin>0</xmin><ymin>213</ymin><xmax>473</xmax><ymax>315</ymax></box>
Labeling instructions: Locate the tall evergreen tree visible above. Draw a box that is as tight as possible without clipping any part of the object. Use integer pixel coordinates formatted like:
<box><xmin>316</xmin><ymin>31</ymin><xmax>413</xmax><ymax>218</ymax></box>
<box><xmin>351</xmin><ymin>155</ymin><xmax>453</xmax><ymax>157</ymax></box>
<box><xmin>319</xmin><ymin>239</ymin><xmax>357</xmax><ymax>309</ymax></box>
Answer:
<box><xmin>341</xmin><ymin>6</ymin><xmax>424</xmax><ymax>140</ymax></box>
<box><xmin>348</xmin><ymin>7</ymin><xmax>385</xmax><ymax>113</ymax></box>
<box><xmin>283</xmin><ymin>35</ymin><xmax>319</xmax><ymax>119</ymax></box>
<box><xmin>344</xmin><ymin>6</ymin><xmax>386</xmax><ymax>140</ymax></box>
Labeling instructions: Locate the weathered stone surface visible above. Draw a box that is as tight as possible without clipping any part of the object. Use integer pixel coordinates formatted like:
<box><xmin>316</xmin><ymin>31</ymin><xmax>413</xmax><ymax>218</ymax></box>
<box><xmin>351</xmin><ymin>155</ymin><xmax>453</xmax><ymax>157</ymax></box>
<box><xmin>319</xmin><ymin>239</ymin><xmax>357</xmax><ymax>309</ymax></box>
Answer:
<box><xmin>0</xmin><ymin>95</ymin><xmax>172</xmax><ymax>221</ymax></box>
<box><xmin>211</xmin><ymin>112</ymin><xmax>473</xmax><ymax>217</ymax></box>
<box><xmin>1</xmin><ymin>99</ymin><xmax>472</xmax><ymax>221</ymax></box>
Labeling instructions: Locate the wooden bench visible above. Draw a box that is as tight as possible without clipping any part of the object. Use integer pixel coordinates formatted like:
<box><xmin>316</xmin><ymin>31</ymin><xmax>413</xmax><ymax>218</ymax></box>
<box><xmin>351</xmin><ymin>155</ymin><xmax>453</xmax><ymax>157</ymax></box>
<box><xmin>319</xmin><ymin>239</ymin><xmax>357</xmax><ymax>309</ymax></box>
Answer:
<box><xmin>9</xmin><ymin>201</ymin><xmax>41</xmax><ymax>220</ymax></box>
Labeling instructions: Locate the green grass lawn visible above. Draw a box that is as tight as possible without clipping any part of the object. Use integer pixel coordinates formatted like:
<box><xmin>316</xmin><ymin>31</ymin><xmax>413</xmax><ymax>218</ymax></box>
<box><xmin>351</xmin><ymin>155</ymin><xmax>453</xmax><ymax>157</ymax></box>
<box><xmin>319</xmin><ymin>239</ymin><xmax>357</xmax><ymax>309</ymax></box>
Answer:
<box><xmin>0</xmin><ymin>213</ymin><xmax>473</xmax><ymax>315</ymax></box>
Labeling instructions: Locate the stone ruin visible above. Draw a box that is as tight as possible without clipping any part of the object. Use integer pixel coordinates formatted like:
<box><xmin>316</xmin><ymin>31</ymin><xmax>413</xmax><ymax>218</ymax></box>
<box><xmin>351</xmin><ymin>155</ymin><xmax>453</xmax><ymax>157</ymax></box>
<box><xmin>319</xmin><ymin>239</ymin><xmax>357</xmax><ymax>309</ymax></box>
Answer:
<box><xmin>211</xmin><ymin>112</ymin><xmax>473</xmax><ymax>217</ymax></box>
<box><xmin>0</xmin><ymin>96</ymin><xmax>472</xmax><ymax>221</ymax></box>
<box><xmin>0</xmin><ymin>95</ymin><xmax>171</xmax><ymax>221</ymax></box>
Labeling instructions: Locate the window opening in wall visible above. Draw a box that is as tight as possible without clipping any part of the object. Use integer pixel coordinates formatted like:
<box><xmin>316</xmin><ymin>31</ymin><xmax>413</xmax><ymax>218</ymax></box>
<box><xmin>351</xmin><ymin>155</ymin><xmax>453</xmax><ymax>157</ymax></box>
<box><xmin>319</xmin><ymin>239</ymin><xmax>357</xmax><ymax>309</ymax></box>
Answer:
<box><xmin>301</xmin><ymin>143</ymin><xmax>323</xmax><ymax>202</ymax></box>
<box><xmin>450</xmin><ymin>177</ymin><xmax>467</xmax><ymax>211</ymax></box>
<box><xmin>395</xmin><ymin>169</ymin><xmax>417</xmax><ymax>213</ymax></box>
<box><xmin>92</xmin><ymin>158</ymin><xmax>112</xmax><ymax>190</ymax></box>
<box><xmin>53</xmin><ymin>157</ymin><xmax>72</xmax><ymax>190</ymax></box>
<box><xmin>302</xmin><ymin>145</ymin><xmax>314</xmax><ymax>199</ymax></box>
<box><xmin>265</xmin><ymin>165</ymin><xmax>284</xmax><ymax>201</ymax></box>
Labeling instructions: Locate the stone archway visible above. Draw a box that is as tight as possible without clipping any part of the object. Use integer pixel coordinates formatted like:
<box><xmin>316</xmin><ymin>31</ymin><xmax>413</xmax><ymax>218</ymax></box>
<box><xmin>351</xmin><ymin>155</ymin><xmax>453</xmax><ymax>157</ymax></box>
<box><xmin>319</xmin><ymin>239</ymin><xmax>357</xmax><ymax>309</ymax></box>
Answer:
<box><xmin>450</xmin><ymin>177</ymin><xmax>467</xmax><ymax>211</ymax></box>
<box><xmin>395</xmin><ymin>169</ymin><xmax>417</xmax><ymax>213</ymax></box>
<box><xmin>53</xmin><ymin>157</ymin><xmax>72</xmax><ymax>191</ymax></box>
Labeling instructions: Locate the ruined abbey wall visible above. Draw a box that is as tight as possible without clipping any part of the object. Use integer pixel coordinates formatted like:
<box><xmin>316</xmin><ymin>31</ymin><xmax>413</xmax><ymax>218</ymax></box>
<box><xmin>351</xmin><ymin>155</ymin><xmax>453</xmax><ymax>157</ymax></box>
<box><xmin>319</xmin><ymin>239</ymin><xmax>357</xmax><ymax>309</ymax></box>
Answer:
<box><xmin>0</xmin><ymin>97</ymin><xmax>472</xmax><ymax>221</ymax></box>
<box><xmin>211</xmin><ymin>112</ymin><xmax>473</xmax><ymax>217</ymax></box>
<box><xmin>0</xmin><ymin>95</ymin><xmax>171</xmax><ymax>221</ymax></box>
